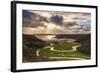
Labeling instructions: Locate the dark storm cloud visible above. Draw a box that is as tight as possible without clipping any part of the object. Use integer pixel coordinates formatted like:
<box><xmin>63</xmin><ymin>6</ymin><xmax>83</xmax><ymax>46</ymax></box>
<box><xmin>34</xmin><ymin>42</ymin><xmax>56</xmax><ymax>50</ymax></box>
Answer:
<box><xmin>23</xmin><ymin>20</ymin><xmax>46</xmax><ymax>28</ymax></box>
<box><xmin>81</xmin><ymin>13</ymin><xmax>91</xmax><ymax>16</ymax></box>
<box><xmin>23</xmin><ymin>10</ymin><xmax>33</xmax><ymax>25</ymax></box>
<box><xmin>50</xmin><ymin>15</ymin><xmax>64</xmax><ymax>25</ymax></box>
<box><xmin>23</xmin><ymin>10</ymin><xmax>33</xmax><ymax>19</ymax></box>
<box><xmin>23</xmin><ymin>10</ymin><xmax>48</xmax><ymax>28</ymax></box>
<box><xmin>72</xmin><ymin>17</ymin><xmax>87</xmax><ymax>20</ymax></box>
<box><xmin>64</xmin><ymin>22</ymin><xmax>78</xmax><ymax>27</ymax></box>
<box><xmin>80</xmin><ymin>24</ymin><xmax>90</xmax><ymax>31</ymax></box>
<box><xmin>71</xmin><ymin>13</ymin><xmax>91</xmax><ymax>20</ymax></box>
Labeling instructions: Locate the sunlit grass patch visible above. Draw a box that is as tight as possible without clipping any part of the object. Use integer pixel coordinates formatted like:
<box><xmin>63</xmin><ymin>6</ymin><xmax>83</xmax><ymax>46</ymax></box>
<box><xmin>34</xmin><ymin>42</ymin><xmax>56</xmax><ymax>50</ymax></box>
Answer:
<box><xmin>54</xmin><ymin>41</ymin><xmax>80</xmax><ymax>50</ymax></box>
<box><xmin>39</xmin><ymin>41</ymin><xmax>90</xmax><ymax>61</ymax></box>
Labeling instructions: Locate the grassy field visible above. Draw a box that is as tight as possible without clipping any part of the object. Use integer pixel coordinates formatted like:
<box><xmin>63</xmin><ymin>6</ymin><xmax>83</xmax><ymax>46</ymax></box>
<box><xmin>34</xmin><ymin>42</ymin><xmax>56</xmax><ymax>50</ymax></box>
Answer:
<box><xmin>23</xmin><ymin>34</ymin><xmax>91</xmax><ymax>62</ymax></box>
<box><xmin>38</xmin><ymin>41</ymin><xmax>90</xmax><ymax>61</ymax></box>
<box><xmin>54</xmin><ymin>41</ymin><xmax>79</xmax><ymax>50</ymax></box>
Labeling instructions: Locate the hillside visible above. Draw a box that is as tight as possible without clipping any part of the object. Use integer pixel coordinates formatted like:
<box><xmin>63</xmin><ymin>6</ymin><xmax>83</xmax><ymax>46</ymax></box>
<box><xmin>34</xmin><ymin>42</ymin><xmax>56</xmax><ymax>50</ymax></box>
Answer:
<box><xmin>22</xmin><ymin>34</ymin><xmax>91</xmax><ymax>62</ymax></box>
<box><xmin>56</xmin><ymin>34</ymin><xmax>91</xmax><ymax>56</ymax></box>
<box><xmin>23</xmin><ymin>34</ymin><xmax>47</xmax><ymax>62</ymax></box>
<box><xmin>76</xmin><ymin>34</ymin><xmax>91</xmax><ymax>56</ymax></box>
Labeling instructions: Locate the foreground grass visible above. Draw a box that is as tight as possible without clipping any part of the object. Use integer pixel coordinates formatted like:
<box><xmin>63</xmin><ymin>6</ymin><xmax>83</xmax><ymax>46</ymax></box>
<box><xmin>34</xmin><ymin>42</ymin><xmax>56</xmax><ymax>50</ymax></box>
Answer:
<box><xmin>39</xmin><ymin>48</ymin><xmax>90</xmax><ymax>60</ymax></box>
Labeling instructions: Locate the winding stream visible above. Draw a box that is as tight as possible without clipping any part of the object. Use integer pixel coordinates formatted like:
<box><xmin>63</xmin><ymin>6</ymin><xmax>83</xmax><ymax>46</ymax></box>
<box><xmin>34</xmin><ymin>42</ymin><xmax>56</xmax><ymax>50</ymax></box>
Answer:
<box><xmin>36</xmin><ymin>43</ymin><xmax>83</xmax><ymax>60</ymax></box>
<box><xmin>50</xmin><ymin>45</ymin><xmax>81</xmax><ymax>52</ymax></box>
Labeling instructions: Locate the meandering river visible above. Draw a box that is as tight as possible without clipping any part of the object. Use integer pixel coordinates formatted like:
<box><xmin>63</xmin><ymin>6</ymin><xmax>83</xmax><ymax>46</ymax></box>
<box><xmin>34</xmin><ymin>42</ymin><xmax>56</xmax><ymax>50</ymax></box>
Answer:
<box><xmin>36</xmin><ymin>42</ymin><xmax>84</xmax><ymax>60</ymax></box>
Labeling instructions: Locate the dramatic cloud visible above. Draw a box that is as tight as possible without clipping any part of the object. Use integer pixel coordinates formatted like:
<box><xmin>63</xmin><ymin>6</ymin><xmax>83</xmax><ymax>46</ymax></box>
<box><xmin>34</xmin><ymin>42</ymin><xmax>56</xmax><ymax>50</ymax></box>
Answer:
<box><xmin>23</xmin><ymin>10</ymin><xmax>91</xmax><ymax>34</ymax></box>
<box><xmin>50</xmin><ymin>15</ymin><xmax>64</xmax><ymax>24</ymax></box>
<box><xmin>23</xmin><ymin>10</ymin><xmax>48</xmax><ymax>28</ymax></box>
<box><xmin>23</xmin><ymin>10</ymin><xmax>33</xmax><ymax>25</ymax></box>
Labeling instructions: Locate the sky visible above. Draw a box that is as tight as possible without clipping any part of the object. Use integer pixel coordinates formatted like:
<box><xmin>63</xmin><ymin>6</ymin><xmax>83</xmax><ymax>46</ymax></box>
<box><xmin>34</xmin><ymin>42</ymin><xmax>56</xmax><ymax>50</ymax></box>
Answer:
<box><xmin>22</xmin><ymin>10</ymin><xmax>91</xmax><ymax>34</ymax></box>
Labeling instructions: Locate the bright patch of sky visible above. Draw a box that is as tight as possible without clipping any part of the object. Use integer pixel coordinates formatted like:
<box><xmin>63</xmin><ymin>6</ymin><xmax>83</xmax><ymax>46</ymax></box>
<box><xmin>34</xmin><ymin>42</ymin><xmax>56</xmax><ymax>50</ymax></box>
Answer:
<box><xmin>80</xmin><ymin>19</ymin><xmax>91</xmax><ymax>25</ymax></box>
